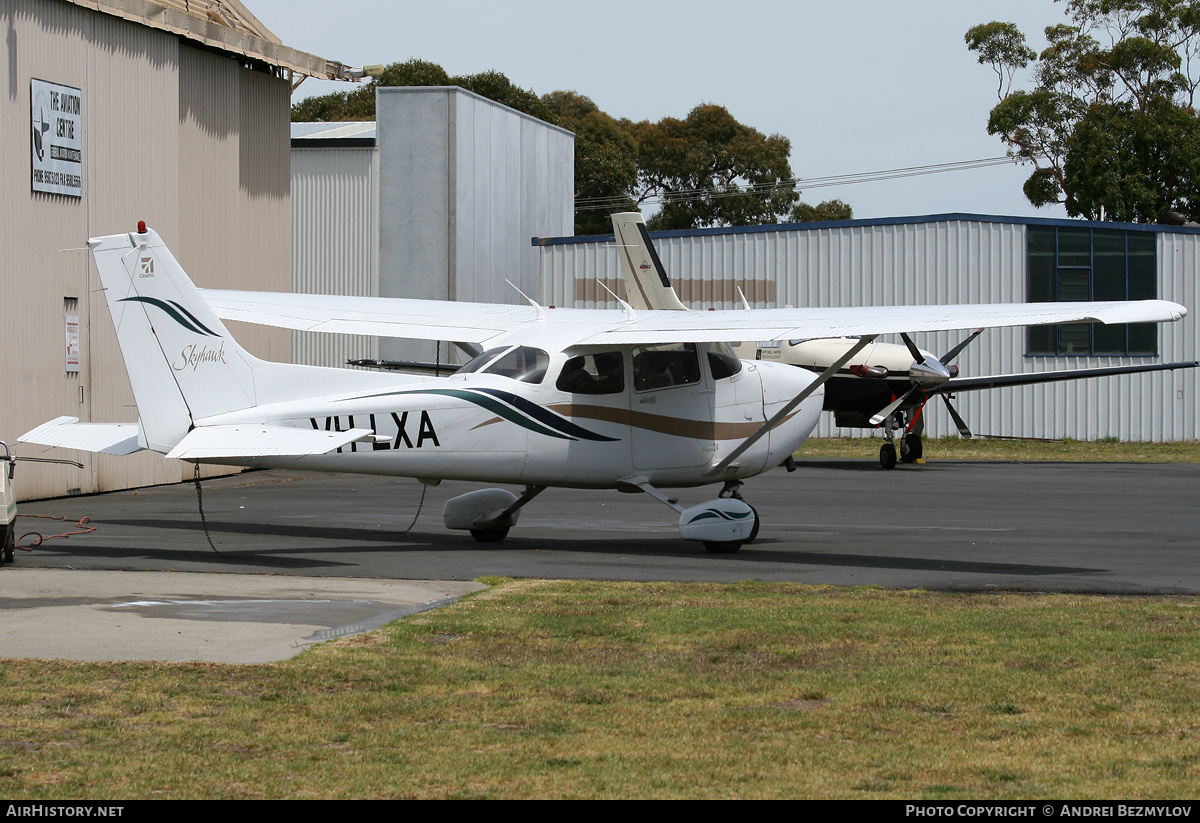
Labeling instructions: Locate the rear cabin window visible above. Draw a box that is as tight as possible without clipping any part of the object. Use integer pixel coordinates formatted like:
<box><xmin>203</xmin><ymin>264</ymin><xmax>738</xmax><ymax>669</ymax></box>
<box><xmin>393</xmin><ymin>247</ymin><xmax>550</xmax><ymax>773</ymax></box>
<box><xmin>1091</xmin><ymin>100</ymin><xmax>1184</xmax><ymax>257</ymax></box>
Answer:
<box><xmin>632</xmin><ymin>343</ymin><xmax>701</xmax><ymax>391</ymax></box>
<box><xmin>556</xmin><ymin>351</ymin><xmax>625</xmax><ymax>395</ymax></box>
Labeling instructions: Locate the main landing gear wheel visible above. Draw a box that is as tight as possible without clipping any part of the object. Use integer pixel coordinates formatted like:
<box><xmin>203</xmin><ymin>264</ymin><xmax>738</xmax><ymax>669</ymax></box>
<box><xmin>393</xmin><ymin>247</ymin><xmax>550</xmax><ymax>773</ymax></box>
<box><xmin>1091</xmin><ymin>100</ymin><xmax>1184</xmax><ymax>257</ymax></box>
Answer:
<box><xmin>704</xmin><ymin>540</ymin><xmax>743</xmax><ymax>554</ymax></box>
<box><xmin>900</xmin><ymin>432</ymin><xmax>923</xmax><ymax>463</ymax></box>
<box><xmin>879</xmin><ymin>442</ymin><xmax>897</xmax><ymax>470</ymax></box>
<box><xmin>470</xmin><ymin>527</ymin><xmax>509</xmax><ymax>543</ymax></box>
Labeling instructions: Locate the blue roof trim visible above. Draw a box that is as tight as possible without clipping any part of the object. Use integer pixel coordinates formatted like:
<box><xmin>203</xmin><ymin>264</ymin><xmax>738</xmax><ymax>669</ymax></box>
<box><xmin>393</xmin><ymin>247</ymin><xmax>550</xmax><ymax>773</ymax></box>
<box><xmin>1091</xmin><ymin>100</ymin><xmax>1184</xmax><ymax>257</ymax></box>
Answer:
<box><xmin>531</xmin><ymin>212</ymin><xmax>1200</xmax><ymax>246</ymax></box>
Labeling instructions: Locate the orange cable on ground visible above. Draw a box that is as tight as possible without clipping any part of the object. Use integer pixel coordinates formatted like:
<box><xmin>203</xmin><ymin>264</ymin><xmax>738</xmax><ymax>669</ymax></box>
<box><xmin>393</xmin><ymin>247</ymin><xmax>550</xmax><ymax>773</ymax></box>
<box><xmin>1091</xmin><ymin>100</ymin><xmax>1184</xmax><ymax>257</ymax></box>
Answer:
<box><xmin>14</xmin><ymin>514</ymin><xmax>95</xmax><ymax>551</ymax></box>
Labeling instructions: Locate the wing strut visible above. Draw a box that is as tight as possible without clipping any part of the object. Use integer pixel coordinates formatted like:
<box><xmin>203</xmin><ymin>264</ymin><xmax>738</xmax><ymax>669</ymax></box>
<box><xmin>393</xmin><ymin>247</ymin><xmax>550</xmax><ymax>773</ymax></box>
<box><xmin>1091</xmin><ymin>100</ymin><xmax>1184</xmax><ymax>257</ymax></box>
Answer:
<box><xmin>708</xmin><ymin>334</ymin><xmax>878</xmax><ymax>477</ymax></box>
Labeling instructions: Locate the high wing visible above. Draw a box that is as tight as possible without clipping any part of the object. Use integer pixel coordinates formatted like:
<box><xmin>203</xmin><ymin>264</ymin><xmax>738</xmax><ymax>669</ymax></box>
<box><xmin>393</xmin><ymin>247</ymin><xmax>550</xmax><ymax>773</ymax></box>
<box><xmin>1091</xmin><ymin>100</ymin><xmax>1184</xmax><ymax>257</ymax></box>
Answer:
<box><xmin>944</xmin><ymin>360</ymin><xmax>1199</xmax><ymax>392</ymax></box>
<box><xmin>199</xmin><ymin>288</ymin><xmax>1188</xmax><ymax>346</ymax></box>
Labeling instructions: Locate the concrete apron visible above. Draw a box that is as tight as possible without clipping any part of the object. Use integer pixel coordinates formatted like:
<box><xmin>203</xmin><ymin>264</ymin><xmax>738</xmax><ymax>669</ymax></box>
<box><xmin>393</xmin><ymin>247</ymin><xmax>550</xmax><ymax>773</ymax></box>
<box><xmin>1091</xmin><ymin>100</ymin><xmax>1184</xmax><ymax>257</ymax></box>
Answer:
<box><xmin>0</xmin><ymin>568</ymin><xmax>485</xmax><ymax>664</ymax></box>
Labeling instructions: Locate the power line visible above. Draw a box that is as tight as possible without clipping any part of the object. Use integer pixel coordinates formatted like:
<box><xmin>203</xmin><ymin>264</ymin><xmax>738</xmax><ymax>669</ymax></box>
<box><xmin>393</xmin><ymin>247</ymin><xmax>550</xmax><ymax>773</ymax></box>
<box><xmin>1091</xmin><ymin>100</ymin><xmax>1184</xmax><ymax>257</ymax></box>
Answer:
<box><xmin>573</xmin><ymin>156</ymin><xmax>1020</xmax><ymax>212</ymax></box>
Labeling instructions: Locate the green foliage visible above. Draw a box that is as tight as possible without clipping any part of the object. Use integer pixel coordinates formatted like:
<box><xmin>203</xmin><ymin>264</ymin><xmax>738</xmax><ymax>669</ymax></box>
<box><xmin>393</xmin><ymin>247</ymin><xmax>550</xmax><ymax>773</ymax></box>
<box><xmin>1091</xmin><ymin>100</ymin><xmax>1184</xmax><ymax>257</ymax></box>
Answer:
<box><xmin>631</xmin><ymin>104</ymin><xmax>799</xmax><ymax>230</ymax></box>
<box><xmin>290</xmin><ymin>59</ymin><xmax>553</xmax><ymax>124</ymax></box>
<box><xmin>293</xmin><ymin>61</ymin><xmax>820</xmax><ymax>234</ymax></box>
<box><xmin>290</xmin><ymin>58</ymin><xmax>451</xmax><ymax>122</ymax></box>
<box><xmin>373</xmin><ymin>58</ymin><xmax>451</xmax><ymax>87</ymax></box>
<box><xmin>455</xmin><ymin>70</ymin><xmax>558</xmax><ymax>123</ymax></box>
<box><xmin>790</xmin><ymin>199</ymin><xmax>854</xmax><ymax>223</ymax></box>
<box><xmin>965</xmin><ymin>21</ymin><xmax>1038</xmax><ymax>98</ymax></box>
<box><xmin>543</xmin><ymin>91</ymin><xmax>639</xmax><ymax>235</ymax></box>
<box><xmin>966</xmin><ymin>0</ymin><xmax>1200</xmax><ymax>221</ymax></box>
<box><xmin>794</xmin><ymin>435</ymin><xmax>1200</xmax><ymax>462</ymax></box>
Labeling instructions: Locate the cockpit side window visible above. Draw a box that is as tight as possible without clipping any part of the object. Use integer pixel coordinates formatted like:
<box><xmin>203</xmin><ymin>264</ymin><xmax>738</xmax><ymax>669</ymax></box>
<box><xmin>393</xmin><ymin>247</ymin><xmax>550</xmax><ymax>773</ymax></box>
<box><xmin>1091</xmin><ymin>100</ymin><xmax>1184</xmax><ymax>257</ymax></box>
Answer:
<box><xmin>632</xmin><ymin>343</ymin><xmax>701</xmax><ymax>391</ymax></box>
<box><xmin>556</xmin><ymin>351</ymin><xmax>624</xmax><ymax>395</ymax></box>
<box><xmin>707</xmin><ymin>342</ymin><xmax>743</xmax><ymax>380</ymax></box>
<box><xmin>486</xmin><ymin>346</ymin><xmax>549</xmax><ymax>383</ymax></box>
<box><xmin>455</xmin><ymin>346</ymin><xmax>510</xmax><ymax>375</ymax></box>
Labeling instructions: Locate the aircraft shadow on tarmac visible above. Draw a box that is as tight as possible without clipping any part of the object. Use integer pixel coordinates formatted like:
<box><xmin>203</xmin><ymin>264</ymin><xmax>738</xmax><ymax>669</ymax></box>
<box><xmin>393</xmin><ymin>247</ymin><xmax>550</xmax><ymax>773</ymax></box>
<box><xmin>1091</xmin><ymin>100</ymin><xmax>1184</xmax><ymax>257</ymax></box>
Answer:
<box><xmin>43</xmin><ymin>517</ymin><xmax>1108</xmax><ymax>579</ymax></box>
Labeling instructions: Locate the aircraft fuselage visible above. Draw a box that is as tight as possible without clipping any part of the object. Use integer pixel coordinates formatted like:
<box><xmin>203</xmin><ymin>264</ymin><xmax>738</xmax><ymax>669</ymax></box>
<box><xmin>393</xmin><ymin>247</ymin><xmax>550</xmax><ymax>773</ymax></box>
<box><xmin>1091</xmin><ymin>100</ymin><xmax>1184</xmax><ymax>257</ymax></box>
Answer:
<box><xmin>198</xmin><ymin>344</ymin><xmax>822</xmax><ymax>489</ymax></box>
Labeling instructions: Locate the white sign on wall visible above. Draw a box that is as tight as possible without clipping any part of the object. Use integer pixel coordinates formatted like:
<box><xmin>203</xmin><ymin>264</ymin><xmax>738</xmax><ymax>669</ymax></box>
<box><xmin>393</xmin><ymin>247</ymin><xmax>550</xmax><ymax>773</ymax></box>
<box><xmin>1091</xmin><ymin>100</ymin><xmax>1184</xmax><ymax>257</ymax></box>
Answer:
<box><xmin>65</xmin><ymin>315</ymin><xmax>79</xmax><ymax>373</ymax></box>
<box><xmin>31</xmin><ymin>79</ymin><xmax>83</xmax><ymax>197</ymax></box>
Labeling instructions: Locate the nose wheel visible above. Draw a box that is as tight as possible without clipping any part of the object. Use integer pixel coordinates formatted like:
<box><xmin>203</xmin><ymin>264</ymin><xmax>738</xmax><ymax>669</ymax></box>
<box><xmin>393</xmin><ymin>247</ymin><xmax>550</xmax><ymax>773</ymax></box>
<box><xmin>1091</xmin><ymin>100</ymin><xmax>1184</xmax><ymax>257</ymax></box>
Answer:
<box><xmin>879</xmin><ymin>441</ymin><xmax>897</xmax><ymax>470</ymax></box>
<box><xmin>900</xmin><ymin>431</ymin><xmax>923</xmax><ymax>463</ymax></box>
<box><xmin>878</xmin><ymin>410</ymin><xmax>924</xmax><ymax>469</ymax></box>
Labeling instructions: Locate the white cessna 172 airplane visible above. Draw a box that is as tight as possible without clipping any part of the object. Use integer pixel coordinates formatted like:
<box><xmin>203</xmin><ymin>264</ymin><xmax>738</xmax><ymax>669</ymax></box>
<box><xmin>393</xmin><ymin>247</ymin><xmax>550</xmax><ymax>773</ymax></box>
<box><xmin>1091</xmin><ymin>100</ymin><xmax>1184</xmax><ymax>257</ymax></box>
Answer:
<box><xmin>19</xmin><ymin>222</ymin><xmax>1189</xmax><ymax>552</ymax></box>
<box><xmin>611</xmin><ymin>212</ymin><xmax>1198</xmax><ymax>469</ymax></box>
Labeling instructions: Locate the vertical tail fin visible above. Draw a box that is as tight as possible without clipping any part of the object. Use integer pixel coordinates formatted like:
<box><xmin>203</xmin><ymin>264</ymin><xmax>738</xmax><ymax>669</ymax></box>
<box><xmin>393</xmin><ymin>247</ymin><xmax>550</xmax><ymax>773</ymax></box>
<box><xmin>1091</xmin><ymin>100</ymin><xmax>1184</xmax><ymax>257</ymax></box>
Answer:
<box><xmin>89</xmin><ymin>225</ymin><xmax>259</xmax><ymax>452</ymax></box>
<box><xmin>610</xmin><ymin>212</ymin><xmax>687</xmax><ymax>311</ymax></box>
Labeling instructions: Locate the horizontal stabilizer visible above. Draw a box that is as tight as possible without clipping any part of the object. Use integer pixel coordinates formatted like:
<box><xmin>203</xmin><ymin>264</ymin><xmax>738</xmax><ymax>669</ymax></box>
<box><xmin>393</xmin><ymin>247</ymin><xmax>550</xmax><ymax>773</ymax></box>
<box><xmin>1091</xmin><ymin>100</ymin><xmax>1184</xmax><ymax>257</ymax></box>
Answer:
<box><xmin>19</xmin><ymin>417</ymin><xmax>141</xmax><ymax>455</ymax></box>
<box><xmin>165</xmin><ymin>424</ymin><xmax>375</xmax><ymax>460</ymax></box>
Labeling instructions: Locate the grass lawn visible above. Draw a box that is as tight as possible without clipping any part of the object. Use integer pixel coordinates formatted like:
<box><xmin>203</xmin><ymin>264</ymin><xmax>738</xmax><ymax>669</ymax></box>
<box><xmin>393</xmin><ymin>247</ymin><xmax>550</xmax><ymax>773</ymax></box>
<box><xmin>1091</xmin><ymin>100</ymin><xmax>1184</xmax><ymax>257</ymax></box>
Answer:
<box><xmin>796</xmin><ymin>436</ymin><xmax>1200</xmax><ymax>463</ymax></box>
<box><xmin>4</xmin><ymin>580</ymin><xmax>1200</xmax><ymax>799</ymax></box>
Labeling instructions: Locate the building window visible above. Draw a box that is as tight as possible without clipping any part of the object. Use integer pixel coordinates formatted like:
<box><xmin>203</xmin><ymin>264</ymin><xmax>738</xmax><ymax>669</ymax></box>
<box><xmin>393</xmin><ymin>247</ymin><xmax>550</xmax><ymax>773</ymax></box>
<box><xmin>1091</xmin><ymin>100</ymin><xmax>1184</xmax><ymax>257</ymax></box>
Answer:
<box><xmin>1027</xmin><ymin>226</ymin><xmax>1157</xmax><ymax>356</ymax></box>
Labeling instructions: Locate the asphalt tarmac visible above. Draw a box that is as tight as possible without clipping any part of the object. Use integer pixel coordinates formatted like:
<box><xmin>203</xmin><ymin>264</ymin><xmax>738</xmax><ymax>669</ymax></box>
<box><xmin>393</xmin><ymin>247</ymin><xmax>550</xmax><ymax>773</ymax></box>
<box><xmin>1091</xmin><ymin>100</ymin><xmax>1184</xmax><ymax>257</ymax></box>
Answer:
<box><xmin>9</xmin><ymin>458</ymin><xmax>1200</xmax><ymax>589</ymax></box>
<box><xmin>4</xmin><ymin>459</ymin><xmax>1198</xmax><ymax>662</ymax></box>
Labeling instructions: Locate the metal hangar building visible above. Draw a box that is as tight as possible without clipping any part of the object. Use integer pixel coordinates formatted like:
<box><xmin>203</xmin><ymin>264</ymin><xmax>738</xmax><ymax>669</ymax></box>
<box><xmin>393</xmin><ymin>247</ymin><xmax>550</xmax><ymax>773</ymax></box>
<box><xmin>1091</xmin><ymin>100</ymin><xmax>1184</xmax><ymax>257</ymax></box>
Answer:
<box><xmin>1</xmin><ymin>0</ymin><xmax>347</xmax><ymax>499</ymax></box>
<box><xmin>290</xmin><ymin>87</ymin><xmax>574</xmax><ymax>370</ymax></box>
<box><xmin>535</xmin><ymin>213</ymin><xmax>1199</xmax><ymax>442</ymax></box>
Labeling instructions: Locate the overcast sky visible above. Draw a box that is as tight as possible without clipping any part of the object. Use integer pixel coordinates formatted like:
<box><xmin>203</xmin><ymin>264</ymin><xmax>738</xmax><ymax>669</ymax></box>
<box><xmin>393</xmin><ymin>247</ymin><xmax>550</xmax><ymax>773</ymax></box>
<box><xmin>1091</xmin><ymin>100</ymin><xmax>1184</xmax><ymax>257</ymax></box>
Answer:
<box><xmin>250</xmin><ymin>0</ymin><xmax>1072</xmax><ymax>222</ymax></box>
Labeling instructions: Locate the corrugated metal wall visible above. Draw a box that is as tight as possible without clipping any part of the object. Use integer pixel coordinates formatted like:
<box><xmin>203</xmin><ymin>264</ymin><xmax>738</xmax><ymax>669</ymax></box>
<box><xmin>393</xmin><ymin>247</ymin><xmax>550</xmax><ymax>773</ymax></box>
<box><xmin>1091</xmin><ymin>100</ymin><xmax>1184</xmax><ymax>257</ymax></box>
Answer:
<box><xmin>291</xmin><ymin>145</ymin><xmax>380</xmax><ymax>368</ymax></box>
<box><xmin>1</xmin><ymin>0</ymin><xmax>290</xmax><ymax>500</ymax></box>
<box><xmin>539</xmin><ymin>217</ymin><xmax>1199</xmax><ymax>441</ymax></box>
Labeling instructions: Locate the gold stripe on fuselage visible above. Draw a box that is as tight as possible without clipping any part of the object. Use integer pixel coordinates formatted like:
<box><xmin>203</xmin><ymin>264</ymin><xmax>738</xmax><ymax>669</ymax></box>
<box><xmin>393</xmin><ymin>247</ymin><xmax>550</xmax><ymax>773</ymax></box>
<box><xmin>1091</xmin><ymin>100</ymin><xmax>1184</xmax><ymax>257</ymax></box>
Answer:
<box><xmin>546</xmin><ymin>404</ymin><xmax>797</xmax><ymax>441</ymax></box>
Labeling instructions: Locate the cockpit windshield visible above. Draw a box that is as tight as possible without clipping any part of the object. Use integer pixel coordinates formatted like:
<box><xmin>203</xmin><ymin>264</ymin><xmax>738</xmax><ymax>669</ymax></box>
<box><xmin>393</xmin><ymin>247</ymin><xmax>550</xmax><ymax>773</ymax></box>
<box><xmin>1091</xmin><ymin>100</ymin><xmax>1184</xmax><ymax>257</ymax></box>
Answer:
<box><xmin>453</xmin><ymin>345</ymin><xmax>549</xmax><ymax>384</ymax></box>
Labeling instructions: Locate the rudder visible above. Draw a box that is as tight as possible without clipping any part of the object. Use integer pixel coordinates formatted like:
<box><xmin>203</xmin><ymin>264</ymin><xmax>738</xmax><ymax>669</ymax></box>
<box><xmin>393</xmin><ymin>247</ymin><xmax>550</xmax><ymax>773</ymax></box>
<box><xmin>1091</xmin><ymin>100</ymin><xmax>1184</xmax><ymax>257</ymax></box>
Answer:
<box><xmin>89</xmin><ymin>224</ymin><xmax>259</xmax><ymax>452</ymax></box>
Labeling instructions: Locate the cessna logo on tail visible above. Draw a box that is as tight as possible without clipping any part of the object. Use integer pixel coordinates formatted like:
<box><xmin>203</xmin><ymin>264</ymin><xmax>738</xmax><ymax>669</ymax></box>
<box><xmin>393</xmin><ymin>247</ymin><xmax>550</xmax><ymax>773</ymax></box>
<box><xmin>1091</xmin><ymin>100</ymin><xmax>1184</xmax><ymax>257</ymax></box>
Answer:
<box><xmin>139</xmin><ymin>257</ymin><xmax>154</xmax><ymax>277</ymax></box>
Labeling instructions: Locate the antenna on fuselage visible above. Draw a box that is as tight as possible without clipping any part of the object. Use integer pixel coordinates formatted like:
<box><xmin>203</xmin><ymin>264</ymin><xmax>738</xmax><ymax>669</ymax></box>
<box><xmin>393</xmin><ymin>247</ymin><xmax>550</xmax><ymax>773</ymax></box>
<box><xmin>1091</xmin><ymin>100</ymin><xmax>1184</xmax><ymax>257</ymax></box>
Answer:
<box><xmin>505</xmin><ymin>279</ymin><xmax>546</xmax><ymax>321</ymax></box>
<box><xmin>597</xmin><ymin>279</ymin><xmax>637</xmax><ymax>322</ymax></box>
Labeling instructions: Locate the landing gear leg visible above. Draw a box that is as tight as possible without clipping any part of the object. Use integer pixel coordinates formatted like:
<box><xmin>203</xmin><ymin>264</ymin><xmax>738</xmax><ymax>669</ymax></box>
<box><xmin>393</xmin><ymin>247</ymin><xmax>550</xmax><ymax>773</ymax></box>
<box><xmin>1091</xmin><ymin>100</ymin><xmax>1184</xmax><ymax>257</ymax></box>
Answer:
<box><xmin>622</xmin><ymin>475</ymin><xmax>757</xmax><ymax>554</ymax></box>
<box><xmin>716</xmin><ymin>480</ymin><xmax>759</xmax><ymax>541</ymax></box>
<box><xmin>456</xmin><ymin>485</ymin><xmax>546</xmax><ymax>543</ymax></box>
<box><xmin>900</xmin><ymin>404</ymin><xmax>927</xmax><ymax>464</ymax></box>
<box><xmin>879</xmin><ymin>412</ymin><xmax>898</xmax><ymax>470</ymax></box>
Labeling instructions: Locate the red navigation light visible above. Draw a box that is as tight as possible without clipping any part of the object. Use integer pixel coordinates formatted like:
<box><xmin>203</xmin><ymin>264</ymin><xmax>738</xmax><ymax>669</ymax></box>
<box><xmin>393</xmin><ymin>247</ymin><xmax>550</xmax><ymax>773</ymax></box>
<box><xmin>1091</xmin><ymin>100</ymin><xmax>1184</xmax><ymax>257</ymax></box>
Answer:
<box><xmin>137</xmin><ymin>220</ymin><xmax>146</xmax><ymax>233</ymax></box>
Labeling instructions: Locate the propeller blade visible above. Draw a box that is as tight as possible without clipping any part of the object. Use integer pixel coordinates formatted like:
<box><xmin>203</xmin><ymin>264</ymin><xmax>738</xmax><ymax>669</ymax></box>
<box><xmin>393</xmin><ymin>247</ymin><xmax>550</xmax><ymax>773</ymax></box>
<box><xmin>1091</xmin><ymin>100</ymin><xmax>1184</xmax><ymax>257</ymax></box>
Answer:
<box><xmin>899</xmin><ymin>332</ymin><xmax>924</xmax><ymax>363</ymax></box>
<box><xmin>941</xmin><ymin>394</ymin><xmax>973</xmax><ymax>439</ymax></box>
<box><xmin>870</xmin><ymin>386</ymin><xmax>917</xmax><ymax>426</ymax></box>
<box><xmin>940</xmin><ymin>328</ymin><xmax>984</xmax><ymax>364</ymax></box>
